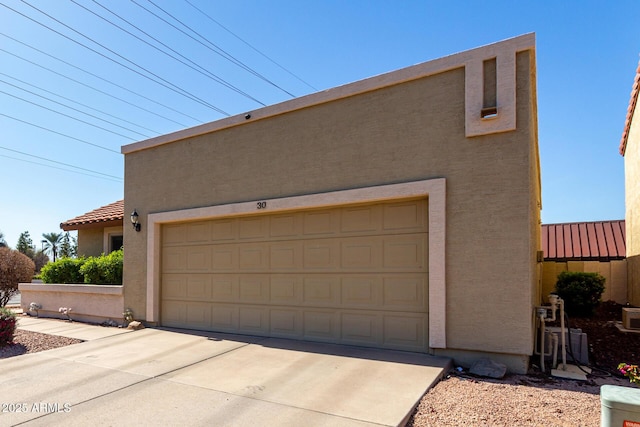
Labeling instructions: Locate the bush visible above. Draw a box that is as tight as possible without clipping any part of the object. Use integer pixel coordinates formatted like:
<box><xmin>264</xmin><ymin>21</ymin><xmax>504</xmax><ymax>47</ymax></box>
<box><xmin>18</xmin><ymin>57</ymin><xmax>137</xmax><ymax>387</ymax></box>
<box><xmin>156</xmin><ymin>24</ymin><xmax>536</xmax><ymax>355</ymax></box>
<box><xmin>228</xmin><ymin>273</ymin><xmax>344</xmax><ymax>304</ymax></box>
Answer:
<box><xmin>0</xmin><ymin>307</ymin><xmax>17</xmax><ymax>347</ymax></box>
<box><xmin>0</xmin><ymin>247</ymin><xmax>35</xmax><ymax>307</ymax></box>
<box><xmin>554</xmin><ymin>271</ymin><xmax>605</xmax><ymax>317</ymax></box>
<box><xmin>40</xmin><ymin>257</ymin><xmax>85</xmax><ymax>284</ymax></box>
<box><xmin>79</xmin><ymin>249</ymin><xmax>123</xmax><ymax>285</ymax></box>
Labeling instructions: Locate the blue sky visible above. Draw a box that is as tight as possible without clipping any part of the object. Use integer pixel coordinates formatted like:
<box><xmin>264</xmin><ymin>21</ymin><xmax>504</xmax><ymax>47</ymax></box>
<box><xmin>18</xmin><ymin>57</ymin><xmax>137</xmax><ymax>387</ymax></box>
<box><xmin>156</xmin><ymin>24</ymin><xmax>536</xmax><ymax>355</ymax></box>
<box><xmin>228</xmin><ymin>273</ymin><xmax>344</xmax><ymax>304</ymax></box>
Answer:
<box><xmin>0</xmin><ymin>0</ymin><xmax>638</xmax><ymax>248</ymax></box>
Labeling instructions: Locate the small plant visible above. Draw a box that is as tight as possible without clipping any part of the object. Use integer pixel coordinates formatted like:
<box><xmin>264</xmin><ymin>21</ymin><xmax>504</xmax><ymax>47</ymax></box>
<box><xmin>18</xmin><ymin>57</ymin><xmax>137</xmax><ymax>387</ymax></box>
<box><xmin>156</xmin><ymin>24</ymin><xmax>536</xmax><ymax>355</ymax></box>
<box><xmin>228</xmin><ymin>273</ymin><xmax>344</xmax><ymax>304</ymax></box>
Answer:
<box><xmin>618</xmin><ymin>363</ymin><xmax>640</xmax><ymax>385</ymax></box>
<box><xmin>554</xmin><ymin>271</ymin><xmax>605</xmax><ymax>317</ymax></box>
<box><xmin>59</xmin><ymin>307</ymin><xmax>72</xmax><ymax>322</ymax></box>
<box><xmin>0</xmin><ymin>307</ymin><xmax>17</xmax><ymax>347</ymax></box>
<box><xmin>29</xmin><ymin>302</ymin><xmax>42</xmax><ymax>317</ymax></box>
<box><xmin>123</xmin><ymin>308</ymin><xmax>134</xmax><ymax>325</ymax></box>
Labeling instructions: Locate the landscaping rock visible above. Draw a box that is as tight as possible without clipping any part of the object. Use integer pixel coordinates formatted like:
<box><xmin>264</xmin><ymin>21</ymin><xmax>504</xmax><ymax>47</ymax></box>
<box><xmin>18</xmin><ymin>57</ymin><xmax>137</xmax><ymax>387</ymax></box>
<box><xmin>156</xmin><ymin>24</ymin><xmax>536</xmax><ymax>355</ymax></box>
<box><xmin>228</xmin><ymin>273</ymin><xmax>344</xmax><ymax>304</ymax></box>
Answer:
<box><xmin>127</xmin><ymin>321</ymin><xmax>144</xmax><ymax>330</ymax></box>
<box><xmin>469</xmin><ymin>358</ymin><xmax>507</xmax><ymax>379</ymax></box>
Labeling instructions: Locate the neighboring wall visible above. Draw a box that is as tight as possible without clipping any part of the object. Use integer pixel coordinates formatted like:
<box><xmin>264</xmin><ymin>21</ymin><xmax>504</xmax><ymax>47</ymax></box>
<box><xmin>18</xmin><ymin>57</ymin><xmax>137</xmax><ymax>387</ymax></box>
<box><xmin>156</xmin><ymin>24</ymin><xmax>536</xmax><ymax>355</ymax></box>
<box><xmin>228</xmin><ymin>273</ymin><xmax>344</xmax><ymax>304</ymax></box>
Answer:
<box><xmin>626</xmin><ymin>96</ymin><xmax>640</xmax><ymax>306</ymax></box>
<box><xmin>122</xmin><ymin>35</ymin><xmax>540</xmax><ymax>372</ymax></box>
<box><xmin>77</xmin><ymin>228</ymin><xmax>104</xmax><ymax>257</ymax></box>
<box><xmin>541</xmin><ymin>260</ymin><xmax>628</xmax><ymax>304</ymax></box>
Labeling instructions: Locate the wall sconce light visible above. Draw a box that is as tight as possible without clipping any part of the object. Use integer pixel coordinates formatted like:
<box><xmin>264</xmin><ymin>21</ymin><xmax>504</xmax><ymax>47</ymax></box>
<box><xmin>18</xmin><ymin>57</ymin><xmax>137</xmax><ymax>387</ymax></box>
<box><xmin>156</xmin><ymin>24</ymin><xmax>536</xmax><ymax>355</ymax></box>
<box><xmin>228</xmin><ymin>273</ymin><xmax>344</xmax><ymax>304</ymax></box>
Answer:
<box><xmin>130</xmin><ymin>209</ymin><xmax>141</xmax><ymax>232</ymax></box>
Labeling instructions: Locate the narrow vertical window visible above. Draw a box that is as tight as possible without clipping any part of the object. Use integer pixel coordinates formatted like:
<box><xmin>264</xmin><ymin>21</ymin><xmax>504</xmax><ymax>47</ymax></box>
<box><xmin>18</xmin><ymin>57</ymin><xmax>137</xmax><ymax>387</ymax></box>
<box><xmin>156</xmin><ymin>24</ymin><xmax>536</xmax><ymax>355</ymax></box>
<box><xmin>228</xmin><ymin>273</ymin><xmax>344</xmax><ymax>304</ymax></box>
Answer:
<box><xmin>481</xmin><ymin>57</ymin><xmax>497</xmax><ymax>118</ymax></box>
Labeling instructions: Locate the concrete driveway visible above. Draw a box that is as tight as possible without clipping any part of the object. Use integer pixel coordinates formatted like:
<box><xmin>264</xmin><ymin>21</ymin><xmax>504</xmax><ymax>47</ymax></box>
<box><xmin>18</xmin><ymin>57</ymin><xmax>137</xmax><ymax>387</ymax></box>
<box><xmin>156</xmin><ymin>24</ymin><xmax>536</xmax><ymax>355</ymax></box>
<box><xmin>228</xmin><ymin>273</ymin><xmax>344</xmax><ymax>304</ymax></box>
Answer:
<box><xmin>1</xmin><ymin>317</ymin><xmax>451</xmax><ymax>426</ymax></box>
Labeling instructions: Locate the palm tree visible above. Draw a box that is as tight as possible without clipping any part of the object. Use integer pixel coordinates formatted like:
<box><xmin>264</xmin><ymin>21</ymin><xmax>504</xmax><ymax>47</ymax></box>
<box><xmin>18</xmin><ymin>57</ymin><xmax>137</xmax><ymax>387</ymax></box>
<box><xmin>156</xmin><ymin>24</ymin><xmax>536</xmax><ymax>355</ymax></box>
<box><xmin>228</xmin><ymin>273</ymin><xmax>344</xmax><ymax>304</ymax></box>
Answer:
<box><xmin>42</xmin><ymin>232</ymin><xmax>62</xmax><ymax>262</ymax></box>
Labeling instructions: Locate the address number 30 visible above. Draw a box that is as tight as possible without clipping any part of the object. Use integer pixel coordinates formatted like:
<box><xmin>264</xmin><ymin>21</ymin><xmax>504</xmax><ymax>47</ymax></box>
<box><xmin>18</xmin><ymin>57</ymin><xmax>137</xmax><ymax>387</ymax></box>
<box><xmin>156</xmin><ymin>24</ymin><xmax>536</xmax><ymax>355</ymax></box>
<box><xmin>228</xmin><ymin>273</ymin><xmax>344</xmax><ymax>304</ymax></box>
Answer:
<box><xmin>257</xmin><ymin>201</ymin><xmax>267</xmax><ymax>209</ymax></box>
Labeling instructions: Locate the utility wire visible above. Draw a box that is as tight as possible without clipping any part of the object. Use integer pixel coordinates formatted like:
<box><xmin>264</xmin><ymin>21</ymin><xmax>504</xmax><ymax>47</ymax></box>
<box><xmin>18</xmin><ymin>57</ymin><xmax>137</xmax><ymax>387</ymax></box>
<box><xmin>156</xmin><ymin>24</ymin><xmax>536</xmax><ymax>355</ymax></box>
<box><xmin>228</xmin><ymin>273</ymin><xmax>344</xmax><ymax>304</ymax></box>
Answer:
<box><xmin>133</xmin><ymin>0</ymin><xmax>295</xmax><ymax>98</ymax></box>
<box><xmin>74</xmin><ymin>0</ymin><xmax>264</xmax><ymax>106</ymax></box>
<box><xmin>0</xmin><ymin>39</ymin><xmax>194</xmax><ymax>127</ymax></box>
<box><xmin>0</xmin><ymin>146</ymin><xmax>122</xmax><ymax>180</ymax></box>
<box><xmin>11</xmin><ymin>1</ymin><xmax>229</xmax><ymax>115</ymax></box>
<box><xmin>183</xmin><ymin>0</ymin><xmax>318</xmax><ymax>92</ymax></box>
<box><xmin>0</xmin><ymin>112</ymin><xmax>120</xmax><ymax>154</ymax></box>
<box><xmin>0</xmin><ymin>153</ymin><xmax>122</xmax><ymax>182</ymax></box>
<box><xmin>1</xmin><ymin>89</ymin><xmax>138</xmax><ymax>140</ymax></box>
<box><xmin>0</xmin><ymin>76</ymin><xmax>153</xmax><ymax>139</ymax></box>
<box><xmin>0</xmin><ymin>72</ymin><xmax>160</xmax><ymax>136</ymax></box>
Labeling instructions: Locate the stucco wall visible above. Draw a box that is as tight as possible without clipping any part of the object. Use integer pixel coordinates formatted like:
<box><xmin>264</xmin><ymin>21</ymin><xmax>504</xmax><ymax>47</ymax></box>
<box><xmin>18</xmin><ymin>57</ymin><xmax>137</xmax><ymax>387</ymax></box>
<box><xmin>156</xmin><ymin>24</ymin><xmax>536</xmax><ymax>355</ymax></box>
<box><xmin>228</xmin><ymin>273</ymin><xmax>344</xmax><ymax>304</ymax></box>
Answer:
<box><xmin>625</xmin><ymin>95</ymin><xmax>640</xmax><ymax>306</ymax></box>
<box><xmin>77</xmin><ymin>228</ymin><xmax>104</xmax><ymax>257</ymax></box>
<box><xmin>541</xmin><ymin>260</ymin><xmax>628</xmax><ymax>304</ymax></box>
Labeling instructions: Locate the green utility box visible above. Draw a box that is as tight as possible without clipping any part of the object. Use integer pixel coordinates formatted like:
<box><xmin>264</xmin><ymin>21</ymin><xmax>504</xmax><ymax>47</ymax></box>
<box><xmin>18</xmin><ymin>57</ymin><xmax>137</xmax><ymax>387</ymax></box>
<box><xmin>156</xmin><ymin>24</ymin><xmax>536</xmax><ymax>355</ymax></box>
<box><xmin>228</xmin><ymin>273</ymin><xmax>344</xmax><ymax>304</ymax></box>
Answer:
<box><xmin>601</xmin><ymin>385</ymin><xmax>640</xmax><ymax>427</ymax></box>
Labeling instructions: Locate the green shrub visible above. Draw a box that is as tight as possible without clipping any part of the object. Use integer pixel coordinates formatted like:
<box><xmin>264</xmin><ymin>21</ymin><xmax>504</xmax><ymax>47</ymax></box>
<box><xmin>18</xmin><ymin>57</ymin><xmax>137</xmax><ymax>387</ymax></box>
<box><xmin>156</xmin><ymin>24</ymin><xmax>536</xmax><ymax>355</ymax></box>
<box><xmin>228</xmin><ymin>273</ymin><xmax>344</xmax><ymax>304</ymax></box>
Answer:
<box><xmin>0</xmin><ymin>307</ymin><xmax>17</xmax><ymax>347</ymax></box>
<box><xmin>79</xmin><ymin>249</ymin><xmax>123</xmax><ymax>285</ymax></box>
<box><xmin>40</xmin><ymin>257</ymin><xmax>85</xmax><ymax>284</ymax></box>
<box><xmin>0</xmin><ymin>247</ymin><xmax>35</xmax><ymax>307</ymax></box>
<box><xmin>554</xmin><ymin>271</ymin><xmax>605</xmax><ymax>317</ymax></box>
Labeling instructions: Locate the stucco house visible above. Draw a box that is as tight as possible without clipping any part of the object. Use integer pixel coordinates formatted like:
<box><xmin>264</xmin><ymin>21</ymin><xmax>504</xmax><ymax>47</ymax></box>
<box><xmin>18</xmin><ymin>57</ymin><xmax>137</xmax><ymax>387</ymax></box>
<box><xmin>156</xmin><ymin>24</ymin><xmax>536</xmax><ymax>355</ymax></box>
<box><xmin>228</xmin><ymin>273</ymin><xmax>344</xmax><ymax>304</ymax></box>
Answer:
<box><xmin>60</xmin><ymin>200</ymin><xmax>124</xmax><ymax>257</ymax></box>
<box><xmin>620</xmin><ymin>59</ymin><xmax>640</xmax><ymax>307</ymax></box>
<box><xmin>117</xmin><ymin>33</ymin><xmax>541</xmax><ymax>373</ymax></box>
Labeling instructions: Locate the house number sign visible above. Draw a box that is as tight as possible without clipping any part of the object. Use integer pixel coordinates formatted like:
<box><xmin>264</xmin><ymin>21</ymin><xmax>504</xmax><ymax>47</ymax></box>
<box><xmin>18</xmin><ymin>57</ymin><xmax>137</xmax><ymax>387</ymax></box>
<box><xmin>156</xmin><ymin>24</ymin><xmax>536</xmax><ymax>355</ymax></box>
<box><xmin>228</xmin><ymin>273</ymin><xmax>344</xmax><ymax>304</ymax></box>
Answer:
<box><xmin>257</xmin><ymin>201</ymin><xmax>267</xmax><ymax>209</ymax></box>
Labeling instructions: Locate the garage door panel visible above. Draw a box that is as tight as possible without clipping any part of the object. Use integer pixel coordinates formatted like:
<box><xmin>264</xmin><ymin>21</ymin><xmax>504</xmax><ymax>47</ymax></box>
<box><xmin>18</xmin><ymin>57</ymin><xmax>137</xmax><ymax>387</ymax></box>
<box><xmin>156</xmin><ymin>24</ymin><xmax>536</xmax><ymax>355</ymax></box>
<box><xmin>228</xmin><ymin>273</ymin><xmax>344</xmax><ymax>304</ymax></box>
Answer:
<box><xmin>239</xmin><ymin>275</ymin><xmax>269</xmax><ymax>303</ymax></box>
<box><xmin>239</xmin><ymin>307</ymin><xmax>269</xmax><ymax>334</ymax></box>
<box><xmin>383</xmin><ymin>234</ymin><xmax>427</xmax><ymax>270</ymax></box>
<box><xmin>271</xmin><ymin>275</ymin><xmax>303</xmax><ymax>304</ymax></box>
<box><xmin>340</xmin><ymin>237</ymin><xmax>382</xmax><ymax>269</ymax></box>
<box><xmin>303</xmin><ymin>276</ymin><xmax>340</xmax><ymax>306</ymax></box>
<box><xmin>303</xmin><ymin>209</ymin><xmax>339</xmax><ymax>236</ymax></box>
<box><xmin>304</xmin><ymin>310</ymin><xmax>340</xmax><ymax>341</ymax></box>
<box><xmin>163</xmin><ymin>247</ymin><xmax>187</xmax><ymax>272</ymax></box>
<box><xmin>383</xmin><ymin>275</ymin><xmax>428</xmax><ymax>311</ymax></box>
<box><xmin>161</xmin><ymin>198</ymin><xmax>429</xmax><ymax>352</ymax></box>
<box><xmin>383</xmin><ymin>314</ymin><xmax>427</xmax><ymax>350</ymax></box>
<box><xmin>186</xmin><ymin>246</ymin><xmax>212</xmax><ymax>271</ymax></box>
<box><xmin>341</xmin><ymin>312</ymin><xmax>382</xmax><ymax>346</ymax></box>
<box><xmin>239</xmin><ymin>243</ymin><xmax>269</xmax><ymax>270</ymax></box>
<box><xmin>211</xmin><ymin>275</ymin><xmax>238</xmax><ymax>301</ymax></box>
<box><xmin>383</xmin><ymin>200</ymin><xmax>426</xmax><ymax>231</ymax></box>
<box><xmin>186</xmin><ymin>222</ymin><xmax>210</xmax><ymax>243</ymax></box>
<box><xmin>270</xmin><ymin>213</ymin><xmax>301</xmax><ymax>238</ymax></box>
<box><xmin>341</xmin><ymin>276</ymin><xmax>382</xmax><ymax>308</ymax></box>
<box><xmin>270</xmin><ymin>241</ymin><xmax>303</xmax><ymax>270</ymax></box>
<box><xmin>270</xmin><ymin>309</ymin><xmax>302</xmax><ymax>338</ymax></box>
<box><xmin>341</xmin><ymin>205</ymin><xmax>381</xmax><ymax>233</ymax></box>
<box><xmin>239</xmin><ymin>216</ymin><xmax>268</xmax><ymax>240</ymax></box>
<box><xmin>212</xmin><ymin>245</ymin><xmax>238</xmax><ymax>271</ymax></box>
<box><xmin>211</xmin><ymin>304</ymin><xmax>238</xmax><ymax>331</ymax></box>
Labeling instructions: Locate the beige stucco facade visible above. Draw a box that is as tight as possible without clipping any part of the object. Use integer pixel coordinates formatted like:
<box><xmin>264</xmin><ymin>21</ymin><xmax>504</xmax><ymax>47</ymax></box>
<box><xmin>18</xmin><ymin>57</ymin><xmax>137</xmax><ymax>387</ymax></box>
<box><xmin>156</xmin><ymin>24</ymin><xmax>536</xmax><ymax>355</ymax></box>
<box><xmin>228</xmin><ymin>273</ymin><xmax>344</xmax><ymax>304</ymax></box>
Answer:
<box><xmin>121</xmin><ymin>34</ymin><xmax>541</xmax><ymax>373</ymax></box>
<box><xmin>624</xmin><ymin>81</ymin><xmax>640</xmax><ymax>306</ymax></box>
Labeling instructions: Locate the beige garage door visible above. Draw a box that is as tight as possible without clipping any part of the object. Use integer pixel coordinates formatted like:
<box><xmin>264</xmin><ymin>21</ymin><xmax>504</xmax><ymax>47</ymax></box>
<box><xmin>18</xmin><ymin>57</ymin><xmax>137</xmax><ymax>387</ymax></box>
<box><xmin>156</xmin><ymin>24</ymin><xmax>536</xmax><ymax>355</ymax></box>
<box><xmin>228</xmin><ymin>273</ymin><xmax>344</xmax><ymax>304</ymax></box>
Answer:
<box><xmin>161</xmin><ymin>199</ymin><xmax>429</xmax><ymax>352</ymax></box>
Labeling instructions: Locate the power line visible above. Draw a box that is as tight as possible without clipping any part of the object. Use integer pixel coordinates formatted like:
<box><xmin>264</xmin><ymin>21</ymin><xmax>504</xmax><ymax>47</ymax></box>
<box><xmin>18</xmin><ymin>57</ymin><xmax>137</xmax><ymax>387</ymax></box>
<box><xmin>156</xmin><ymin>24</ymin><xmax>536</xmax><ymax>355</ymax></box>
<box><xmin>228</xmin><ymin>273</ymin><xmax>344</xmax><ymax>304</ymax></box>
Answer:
<box><xmin>0</xmin><ymin>39</ymin><xmax>195</xmax><ymax>127</ymax></box>
<box><xmin>0</xmin><ymin>153</ymin><xmax>122</xmax><ymax>182</ymax></box>
<box><xmin>0</xmin><ymin>146</ymin><xmax>122</xmax><ymax>180</ymax></box>
<box><xmin>0</xmin><ymin>112</ymin><xmax>120</xmax><ymax>154</ymax></box>
<box><xmin>183</xmin><ymin>0</ymin><xmax>318</xmax><ymax>92</ymax></box>
<box><xmin>0</xmin><ymin>72</ymin><xmax>161</xmax><ymax>136</ymax></box>
<box><xmin>0</xmin><ymin>89</ymin><xmax>139</xmax><ymax>140</ymax></box>
<box><xmin>10</xmin><ymin>1</ymin><xmax>229</xmax><ymax>115</ymax></box>
<box><xmin>133</xmin><ymin>0</ymin><xmax>295</xmax><ymax>98</ymax></box>
<box><xmin>0</xmin><ymin>76</ymin><xmax>153</xmax><ymax>139</ymax></box>
<box><xmin>73</xmin><ymin>0</ymin><xmax>265</xmax><ymax>107</ymax></box>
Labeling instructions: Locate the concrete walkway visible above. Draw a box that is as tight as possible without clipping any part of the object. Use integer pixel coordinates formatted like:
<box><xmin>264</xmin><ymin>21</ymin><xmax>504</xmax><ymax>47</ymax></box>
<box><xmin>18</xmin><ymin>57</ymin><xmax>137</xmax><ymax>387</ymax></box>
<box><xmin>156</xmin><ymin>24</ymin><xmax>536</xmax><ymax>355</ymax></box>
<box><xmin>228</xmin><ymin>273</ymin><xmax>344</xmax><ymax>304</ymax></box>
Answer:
<box><xmin>2</xmin><ymin>316</ymin><xmax>451</xmax><ymax>426</ymax></box>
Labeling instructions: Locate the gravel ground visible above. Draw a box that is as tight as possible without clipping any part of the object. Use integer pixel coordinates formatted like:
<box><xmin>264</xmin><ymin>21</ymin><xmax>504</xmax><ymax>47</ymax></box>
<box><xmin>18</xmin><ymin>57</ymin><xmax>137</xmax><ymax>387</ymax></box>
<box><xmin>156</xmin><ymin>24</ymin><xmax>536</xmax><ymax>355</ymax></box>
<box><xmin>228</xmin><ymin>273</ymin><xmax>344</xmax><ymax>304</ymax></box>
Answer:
<box><xmin>0</xmin><ymin>328</ymin><xmax>83</xmax><ymax>358</ymax></box>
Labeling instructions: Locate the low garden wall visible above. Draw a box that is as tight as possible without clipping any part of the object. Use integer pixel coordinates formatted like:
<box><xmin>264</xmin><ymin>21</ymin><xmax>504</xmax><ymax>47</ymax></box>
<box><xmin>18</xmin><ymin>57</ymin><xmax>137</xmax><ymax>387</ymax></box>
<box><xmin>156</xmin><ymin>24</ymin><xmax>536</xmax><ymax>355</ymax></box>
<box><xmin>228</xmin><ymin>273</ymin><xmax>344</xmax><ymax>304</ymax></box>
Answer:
<box><xmin>18</xmin><ymin>283</ymin><xmax>124</xmax><ymax>325</ymax></box>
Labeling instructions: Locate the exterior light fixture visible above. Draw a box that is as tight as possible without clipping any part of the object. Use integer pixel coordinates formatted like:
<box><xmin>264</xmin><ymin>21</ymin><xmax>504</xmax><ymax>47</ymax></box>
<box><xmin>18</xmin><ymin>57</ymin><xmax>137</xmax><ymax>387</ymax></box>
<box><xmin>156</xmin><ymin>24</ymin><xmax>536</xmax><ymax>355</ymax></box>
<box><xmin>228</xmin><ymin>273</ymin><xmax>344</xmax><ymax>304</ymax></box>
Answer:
<box><xmin>130</xmin><ymin>209</ymin><xmax>141</xmax><ymax>232</ymax></box>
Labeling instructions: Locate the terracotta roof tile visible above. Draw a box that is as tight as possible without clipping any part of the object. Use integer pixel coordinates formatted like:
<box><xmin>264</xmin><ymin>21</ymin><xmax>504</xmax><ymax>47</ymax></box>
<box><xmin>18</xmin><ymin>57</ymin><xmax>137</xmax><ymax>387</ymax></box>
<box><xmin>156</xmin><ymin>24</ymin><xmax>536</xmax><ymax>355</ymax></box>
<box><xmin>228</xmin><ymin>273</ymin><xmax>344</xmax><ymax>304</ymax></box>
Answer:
<box><xmin>60</xmin><ymin>200</ymin><xmax>124</xmax><ymax>231</ymax></box>
<box><xmin>620</xmin><ymin>60</ymin><xmax>640</xmax><ymax>156</ymax></box>
<box><xmin>541</xmin><ymin>220</ymin><xmax>625</xmax><ymax>261</ymax></box>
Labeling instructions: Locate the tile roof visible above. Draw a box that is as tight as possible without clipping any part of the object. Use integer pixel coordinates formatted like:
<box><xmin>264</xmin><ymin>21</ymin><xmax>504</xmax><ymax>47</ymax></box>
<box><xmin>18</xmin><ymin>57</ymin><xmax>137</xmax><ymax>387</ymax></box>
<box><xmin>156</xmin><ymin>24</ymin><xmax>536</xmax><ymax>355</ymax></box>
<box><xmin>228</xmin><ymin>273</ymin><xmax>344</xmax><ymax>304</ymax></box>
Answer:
<box><xmin>60</xmin><ymin>200</ymin><xmax>124</xmax><ymax>231</ymax></box>
<box><xmin>620</xmin><ymin>59</ymin><xmax>640</xmax><ymax>156</ymax></box>
<box><xmin>541</xmin><ymin>220</ymin><xmax>625</xmax><ymax>261</ymax></box>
